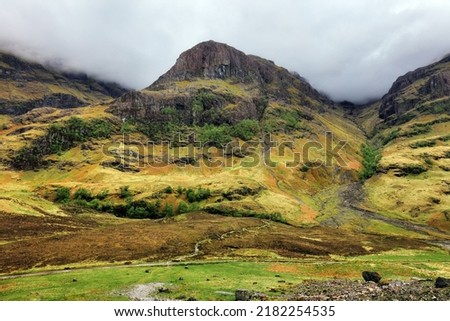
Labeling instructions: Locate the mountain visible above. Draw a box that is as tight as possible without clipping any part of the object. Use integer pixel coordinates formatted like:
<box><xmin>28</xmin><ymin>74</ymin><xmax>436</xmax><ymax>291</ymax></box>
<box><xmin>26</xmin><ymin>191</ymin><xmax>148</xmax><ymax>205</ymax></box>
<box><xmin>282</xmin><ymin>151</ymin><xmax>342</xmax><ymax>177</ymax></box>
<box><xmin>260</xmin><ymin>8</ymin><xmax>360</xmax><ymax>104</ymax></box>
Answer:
<box><xmin>353</xmin><ymin>55</ymin><xmax>450</xmax><ymax>233</ymax></box>
<box><xmin>379</xmin><ymin>54</ymin><xmax>450</xmax><ymax>121</ymax></box>
<box><xmin>108</xmin><ymin>40</ymin><xmax>332</xmax><ymax>124</ymax></box>
<box><xmin>0</xmin><ymin>41</ymin><xmax>448</xmax><ymax>276</ymax></box>
<box><xmin>0</xmin><ymin>51</ymin><xmax>127</xmax><ymax>115</ymax></box>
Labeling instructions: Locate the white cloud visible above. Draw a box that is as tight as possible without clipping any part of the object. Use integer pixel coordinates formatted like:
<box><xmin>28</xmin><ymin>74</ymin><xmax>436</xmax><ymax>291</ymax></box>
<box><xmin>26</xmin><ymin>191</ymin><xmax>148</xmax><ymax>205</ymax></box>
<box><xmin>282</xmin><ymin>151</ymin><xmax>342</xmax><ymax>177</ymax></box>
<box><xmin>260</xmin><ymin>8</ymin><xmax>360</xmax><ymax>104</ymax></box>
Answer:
<box><xmin>0</xmin><ymin>0</ymin><xmax>449</xmax><ymax>102</ymax></box>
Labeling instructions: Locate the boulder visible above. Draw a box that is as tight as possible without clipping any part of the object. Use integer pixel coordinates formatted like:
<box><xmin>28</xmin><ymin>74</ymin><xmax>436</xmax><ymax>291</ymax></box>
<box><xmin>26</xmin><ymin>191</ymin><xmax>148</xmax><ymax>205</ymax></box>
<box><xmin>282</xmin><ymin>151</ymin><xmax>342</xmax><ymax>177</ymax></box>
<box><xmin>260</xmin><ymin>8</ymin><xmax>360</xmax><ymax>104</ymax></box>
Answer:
<box><xmin>235</xmin><ymin>289</ymin><xmax>252</xmax><ymax>301</ymax></box>
<box><xmin>362</xmin><ymin>271</ymin><xmax>382</xmax><ymax>283</ymax></box>
<box><xmin>435</xmin><ymin>277</ymin><xmax>450</xmax><ymax>288</ymax></box>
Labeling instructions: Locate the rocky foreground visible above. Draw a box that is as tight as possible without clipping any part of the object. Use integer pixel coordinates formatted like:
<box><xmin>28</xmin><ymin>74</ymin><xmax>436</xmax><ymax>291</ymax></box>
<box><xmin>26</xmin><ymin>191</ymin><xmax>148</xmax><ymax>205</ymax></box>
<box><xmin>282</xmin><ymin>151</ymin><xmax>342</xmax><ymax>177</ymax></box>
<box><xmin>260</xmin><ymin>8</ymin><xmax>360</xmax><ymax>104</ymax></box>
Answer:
<box><xmin>283</xmin><ymin>279</ymin><xmax>450</xmax><ymax>301</ymax></box>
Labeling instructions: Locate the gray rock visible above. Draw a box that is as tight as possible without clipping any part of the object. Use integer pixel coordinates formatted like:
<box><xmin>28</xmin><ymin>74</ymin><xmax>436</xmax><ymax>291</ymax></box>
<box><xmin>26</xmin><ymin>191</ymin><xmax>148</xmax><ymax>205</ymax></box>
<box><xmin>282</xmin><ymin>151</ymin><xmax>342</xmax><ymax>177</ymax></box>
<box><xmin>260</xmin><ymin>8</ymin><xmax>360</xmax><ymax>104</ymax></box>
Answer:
<box><xmin>235</xmin><ymin>289</ymin><xmax>252</xmax><ymax>301</ymax></box>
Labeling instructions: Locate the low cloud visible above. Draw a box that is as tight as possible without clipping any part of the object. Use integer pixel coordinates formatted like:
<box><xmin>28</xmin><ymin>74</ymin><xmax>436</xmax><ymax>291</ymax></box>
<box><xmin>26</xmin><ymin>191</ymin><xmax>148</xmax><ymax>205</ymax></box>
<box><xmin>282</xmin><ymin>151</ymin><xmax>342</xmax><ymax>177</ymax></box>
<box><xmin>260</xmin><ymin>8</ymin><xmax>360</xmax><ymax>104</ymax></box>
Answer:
<box><xmin>1</xmin><ymin>0</ymin><xmax>450</xmax><ymax>103</ymax></box>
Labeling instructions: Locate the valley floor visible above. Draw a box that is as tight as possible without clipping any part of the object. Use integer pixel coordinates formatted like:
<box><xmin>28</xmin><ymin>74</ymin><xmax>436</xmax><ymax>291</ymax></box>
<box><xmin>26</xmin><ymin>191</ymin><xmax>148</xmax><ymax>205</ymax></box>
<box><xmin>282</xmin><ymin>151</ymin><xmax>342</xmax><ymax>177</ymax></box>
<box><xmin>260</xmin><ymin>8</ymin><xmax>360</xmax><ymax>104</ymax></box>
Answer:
<box><xmin>0</xmin><ymin>251</ymin><xmax>449</xmax><ymax>300</ymax></box>
<box><xmin>0</xmin><ymin>208</ymin><xmax>448</xmax><ymax>301</ymax></box>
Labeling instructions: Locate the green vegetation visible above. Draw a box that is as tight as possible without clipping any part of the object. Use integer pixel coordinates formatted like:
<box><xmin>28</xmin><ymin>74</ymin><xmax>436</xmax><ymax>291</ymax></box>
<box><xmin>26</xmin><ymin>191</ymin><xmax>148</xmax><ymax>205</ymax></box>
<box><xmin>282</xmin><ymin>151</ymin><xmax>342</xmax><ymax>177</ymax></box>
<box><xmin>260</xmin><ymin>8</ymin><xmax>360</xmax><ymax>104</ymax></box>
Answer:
<box><xmin>178</xmin><ymin>200</ymin><xmax>189</xmax><ymax>214</ymax></box>
<box><xmin>359</xmin><ymin>144</ymin><xmax>381</xmax><ymax>181</ymax></box>
<box><xmin>96</xmin><ymin>189</ymin><xmax>109</xmax><ymax>200</ymax></box>
<box><xmin>118</xmin><ymin>186</ymin><xmax>132</xmax><ymax>199</ymax></box>
<box><xmin>55</xmin><ymin>186</ymin><xmax>71</xmax><ymax>203</ymax></box>
<box><xmin>176</xmin><ymin>186</ymin><xmax>185</xmax><ymax>196</ymax></box>
<box><xmin>136</xmin><ymin>121</ymin><xmax>179</xmax><ymax>141</ymax></box>
<box><xmin>55</xmin><ymin>185</ymin><xmax>172</xmax><ymax>219</ymax></box>
<box><xmin>192</xmin><ymin>90</ymin><xmax>223</xmax><ymax>125</ymax></box>
<box><xmin>185</xmin><ymin>187</ymin><xmax>211</xmax><ymax>203</ymax></box>
<box><xmin>381</xmin><ymin>129</ymin><xmax>400</xmax><ymax>145</ymax></box>
<box><xmin>52</xmin><ymin>185</ymin><xmax>212</xmax><ymax>219</ymax></box>
<box><xmin>268</xmin><ymin>108</ymin><xmax>311</xmax><ymax>133</ymax></box>
<box><xmin>116</xmin><ymin>200</ymin><xmax>163</xmax><ymax>219</ymax></box>
<box><xmin>161</xmin><ymin>204</ymin><xmax>175</xmax><ymax>217</ymax></box>
<box><xmin>2</xmin><ymin>247</ymin><xmax>447</xmax><ymax>301</ymax></box>
<box><xmin>11</xmin><ymin>117</ymin><xmax>115</xmax><ymax>170</ymax></box>
<box><xmin>199</xmin><ymin>124</ymin><xmax>232</xmax><ymax>147</ymax></box>
<box><xmin>399</xmin><ymin>164</ymin><xmax>427</xmax><ymax>176</ymax></box>
<box><xmin>393</xmin><ymin>113</ymin><xmax>416</xmax><ymax>125</ymax></box>
<box><xmin>403</xmin><ymin>123</ymin><xmax>432</xmax><ymax>138</ymax></box>
<box><xmin>232</xmin><ymin>119</ymin><xmax>260</xmax><ymax>140</ymax></box>
<box><xmin>300</xmin><ymin>162</ymin><xmax>311</xmax><ymax>173</ymax></box>
<box><xmin>74</xmin><ymin>188</ymin><xmax>94</xmax><ymax>201</ymax></box>
<box><xmin>380</xmin><ymin>117</ymin><xmax>450</xmax><ymax>145</ymax></box>
<box><xmin>205</xmin><ymin>205</ymin><xmax>287</xmax><ymax>223</ymax></box>
<box><xmin>417</xmin><ymin>99</ymin><xmax>450</xmax><ymax>115</ymax></box>
<box><xmin>410</xmin><ymin>139</ymin><xmax>436</xmax><ymax>149</ymax></box>
<box><xmin>137</xmin><ymin>118</ymin><xmax>261</xmax><ymax>146</ymax></box>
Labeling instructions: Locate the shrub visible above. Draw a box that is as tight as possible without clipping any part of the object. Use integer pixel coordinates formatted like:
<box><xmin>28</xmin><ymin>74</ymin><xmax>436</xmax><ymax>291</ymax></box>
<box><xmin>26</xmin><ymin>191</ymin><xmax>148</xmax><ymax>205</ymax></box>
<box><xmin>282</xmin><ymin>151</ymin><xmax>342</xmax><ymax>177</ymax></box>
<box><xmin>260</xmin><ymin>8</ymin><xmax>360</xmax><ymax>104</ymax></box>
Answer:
<box><xmin>199</xmin><ymin>124</ymin><xmax>232</xmax><ymax>147</ymax></box>
<box><xmin>163</xmin><ymin>186</ymin><xmax>173</xmax><ymax>194</ymax></box>
<box><xmin>262</xmin><ymin>121</ymin><xmax>275</xmax><ymax>133</ymax></box>
<box><xmin>178</xmin><ymin>201</ymin><xmax>189</xmax><ymax>214</ymax></box>
<box><xmin>192</xmin><ymin>91</ymin><xmax>221</xmax><ymax>125</ymax></box>
<box><xmin>359</xmin><ymin>144</ymin><xmax>381</xmax><ymax>181</ymax></box>
<box><xmin>232</xmin><ymin>119</ymin><xmax>260</xmax><ymax>141</ymax></box>
<box><xmin>162</xmin><ymin>204</ymin><xmax>175</xmax><ymax>217</ymax></box>
<box><xmin>74</xmin><ymin>188</ymin><xmax>94</xmax><ymax>201</ymax></box>
<box><xmin>410</xmin><ymin>140</ymin><xmax>436</xmax><ymax>149</ymax></box>
<box><xmin>186</xmin><ymin>187</ymin><xmax>211</xmax><ymax>202</ymax></box>
<box><xmin>424</xmin><ymin>157</ymin><xmax>433</xmax><ymax>166</ymax></box>
<box><xmin>204</xmin><ymin>205</ymin><xmax>287</xmax><ymax>223</ymax></box>
<box><xmin>300</xmin><ymin>162</ymin><xmax>311</xmax><ymax>173</ymax></box>
<box><xmin>125</xmin><ymin>200</ymin><xmax>162</xmax><ymax>219</ymax></box>
<box><xmin>11</xmin><ymin>117</ymin><xmax>114</xmax><ymax>170</ymax></box>
<box><xmin>176</xmin><ymin>186</ymin><xmax>185</xmax><ymax>196</ymax></box>
<box><xmin>401</xmin><ymin>164</ymin><xmax>427</xmax><ymax>175</ymax></box>
<box><xmin>404</xmin><ymin>124</ymin><xmax>432</xmax><ymax>137</ymax></box>
<box><xmin>119</xmin><ymin>186</ymin><xmax>132</xmax><ymax>199</ymax></box>
<box><xmin>381</xmin><ymin>129</ymin><xmax>400</xmax><ymax>145</ymax></box>
<box><xmin>96</xmin><ymin>189</ymin><xmax>109</xmax><ymax>200</ymax></box>
<box><xmin>55</xmin><ymin>186</ymin><xmax>71</xmax><ymax>203</ymax></box>
<box><xmin>136</xmin><ymin>121</ymin><xmax>178</xmax><ymax>141</ymax></box>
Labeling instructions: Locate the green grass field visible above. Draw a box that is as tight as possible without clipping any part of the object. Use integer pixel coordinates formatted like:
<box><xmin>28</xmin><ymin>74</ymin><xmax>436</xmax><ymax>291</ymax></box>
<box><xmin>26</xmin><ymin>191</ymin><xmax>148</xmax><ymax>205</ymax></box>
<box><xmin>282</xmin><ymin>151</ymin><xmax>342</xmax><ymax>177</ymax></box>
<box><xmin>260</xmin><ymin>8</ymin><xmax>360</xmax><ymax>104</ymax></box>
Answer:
<box><xmin>1</xmin><ymin>248</ymin><xmax>448</xmax><ymax>301</ymax></box>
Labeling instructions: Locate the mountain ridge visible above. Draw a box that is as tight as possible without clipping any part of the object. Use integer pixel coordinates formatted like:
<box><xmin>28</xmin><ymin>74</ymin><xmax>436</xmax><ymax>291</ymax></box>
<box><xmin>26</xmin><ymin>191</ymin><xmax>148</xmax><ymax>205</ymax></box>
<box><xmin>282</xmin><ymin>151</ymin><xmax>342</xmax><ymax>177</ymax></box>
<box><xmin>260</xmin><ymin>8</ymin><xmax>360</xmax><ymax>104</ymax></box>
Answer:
<box><xmin>0</xmin><ymin>51</ymin><xmax>127</xmax><ymax>115</ymax></box>
<box><xmin>0</xmin><ymin>40</ymin><xmax>448</xmax><ymax>281</ymax></box>
<box><xmin>108</xmin><ymin>40</ymin><xmax>333</xmax><ymax>127</ymax></box>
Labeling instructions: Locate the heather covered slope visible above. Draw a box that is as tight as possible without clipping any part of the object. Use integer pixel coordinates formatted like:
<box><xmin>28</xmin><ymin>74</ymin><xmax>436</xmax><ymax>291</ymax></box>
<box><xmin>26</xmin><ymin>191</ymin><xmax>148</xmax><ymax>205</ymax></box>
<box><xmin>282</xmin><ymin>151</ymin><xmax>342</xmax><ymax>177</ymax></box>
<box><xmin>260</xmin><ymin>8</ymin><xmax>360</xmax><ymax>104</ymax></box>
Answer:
<box><xmin>354</xmin><ymin>55</ymin><xmax>450</xmax><ymax>234</ymax></box>
<box><xmin>0</xmin><ymin>41</ymin><xmax>448</xmax><ymax>275</ymax></box>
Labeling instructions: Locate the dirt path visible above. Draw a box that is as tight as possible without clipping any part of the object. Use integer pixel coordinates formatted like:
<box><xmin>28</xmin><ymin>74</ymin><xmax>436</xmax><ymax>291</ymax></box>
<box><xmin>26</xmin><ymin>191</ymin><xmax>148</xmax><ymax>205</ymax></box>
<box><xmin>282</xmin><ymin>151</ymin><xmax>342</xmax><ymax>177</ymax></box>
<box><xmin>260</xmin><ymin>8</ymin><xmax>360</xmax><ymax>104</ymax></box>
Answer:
<box><xmin>0</xmin><ymin>221</ymin><xmax>273</xmax><ymax>280</ymax></box>
<box><xmin>174</xmin><ymin>220</ymin><xmax>272</xmax><ymax>261</ymax></box>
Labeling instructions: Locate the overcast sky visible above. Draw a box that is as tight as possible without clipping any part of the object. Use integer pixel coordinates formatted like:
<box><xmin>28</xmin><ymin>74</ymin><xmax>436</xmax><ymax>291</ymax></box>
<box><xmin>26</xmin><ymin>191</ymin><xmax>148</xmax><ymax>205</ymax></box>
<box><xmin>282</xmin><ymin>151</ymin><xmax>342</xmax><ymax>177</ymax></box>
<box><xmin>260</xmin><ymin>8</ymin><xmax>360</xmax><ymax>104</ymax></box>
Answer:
<box><xmin>1</xmin><ymin>0</ymin><xmax>450</xmax><ymax>103</ymax></box>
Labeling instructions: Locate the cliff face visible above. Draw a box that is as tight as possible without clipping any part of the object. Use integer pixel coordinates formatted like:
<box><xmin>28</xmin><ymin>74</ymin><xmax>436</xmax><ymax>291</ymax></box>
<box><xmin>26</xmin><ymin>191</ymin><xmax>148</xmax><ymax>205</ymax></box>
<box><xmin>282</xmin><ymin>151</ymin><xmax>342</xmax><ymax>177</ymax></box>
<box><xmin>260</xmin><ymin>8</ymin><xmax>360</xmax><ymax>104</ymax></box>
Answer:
<box><xmin>109</xmin><ymin>40</ymin><xmax>332</xmax><ymax>124</ymax></box>
<box><xmin>151</xmin><ymin>41</ymin><xmax>252</xmax><ymax>84</ymax></box>
<box><xmin>0</xmin><ymin>52</ymin><xmax>127</xmax><ymax>115</ymax></box>
<box><xmin>379</xmin><ymin>55</ymin><xmax>450</xmax><ymax>119</ymax></box>
<box><xmin>150</xmin><ymin>41</ymin><xmax>328</xmax><ymax>103</ymax></box>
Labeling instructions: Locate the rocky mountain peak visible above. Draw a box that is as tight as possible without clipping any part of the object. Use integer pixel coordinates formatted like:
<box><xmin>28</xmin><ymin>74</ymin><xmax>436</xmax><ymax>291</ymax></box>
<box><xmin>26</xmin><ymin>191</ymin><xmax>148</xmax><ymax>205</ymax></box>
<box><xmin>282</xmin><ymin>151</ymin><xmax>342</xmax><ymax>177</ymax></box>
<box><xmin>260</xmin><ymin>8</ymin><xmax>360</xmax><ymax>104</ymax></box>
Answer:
<box><xmin>151</xmin><ymin>40</ymin><xmax>252</xmax><ymax>86</ymax></box>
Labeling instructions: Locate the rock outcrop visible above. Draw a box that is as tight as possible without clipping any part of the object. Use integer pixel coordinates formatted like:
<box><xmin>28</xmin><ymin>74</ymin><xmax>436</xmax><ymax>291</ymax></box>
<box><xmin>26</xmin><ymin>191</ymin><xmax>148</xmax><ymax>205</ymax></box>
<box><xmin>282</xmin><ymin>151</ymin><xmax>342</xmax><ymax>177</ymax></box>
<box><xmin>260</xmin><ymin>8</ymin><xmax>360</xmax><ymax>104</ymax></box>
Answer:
<box><xmin>379</xmin><ymin>54</ymin><xmax>450</xmax><ymax>119</ymax></box>
<box><xmin>108</xmin><ymin>40</ymin><xmax>332</xmax><ymax>125</ymax></box>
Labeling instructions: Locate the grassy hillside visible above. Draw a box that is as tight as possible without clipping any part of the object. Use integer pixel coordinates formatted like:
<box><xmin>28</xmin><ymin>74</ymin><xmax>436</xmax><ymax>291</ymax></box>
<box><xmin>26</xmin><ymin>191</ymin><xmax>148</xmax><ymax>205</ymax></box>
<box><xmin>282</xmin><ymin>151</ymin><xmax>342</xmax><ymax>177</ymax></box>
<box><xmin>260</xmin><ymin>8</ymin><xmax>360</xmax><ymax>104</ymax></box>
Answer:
<box><xmin>0</xmin><ymin>43</ymin><xmax>448</xmax><ymax>294</ymax></box>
